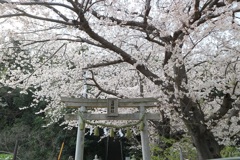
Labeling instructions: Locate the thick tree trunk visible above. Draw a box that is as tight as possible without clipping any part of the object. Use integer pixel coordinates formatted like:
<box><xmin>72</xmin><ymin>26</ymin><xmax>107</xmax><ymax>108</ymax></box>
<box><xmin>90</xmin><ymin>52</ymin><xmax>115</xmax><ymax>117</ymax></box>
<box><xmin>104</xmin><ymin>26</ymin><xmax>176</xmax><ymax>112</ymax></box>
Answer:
<box><xmin>181</xmin><ymin>96</ymin><xmax>222</xmax><ymax>159</ymax></box>
<box><xmin>165</xmin><ymin>42</ymin><xmax>222</xmax><ymax>159</ymax></box>
<box><xmin>191</xmin><ymin>128</ymin><xmax>221</xmax><ymax>159</ymax></box>
<box><xmin>184</xmin><ymin>120</ymin><xmax>221</xmax><ymax>160</ymax></box>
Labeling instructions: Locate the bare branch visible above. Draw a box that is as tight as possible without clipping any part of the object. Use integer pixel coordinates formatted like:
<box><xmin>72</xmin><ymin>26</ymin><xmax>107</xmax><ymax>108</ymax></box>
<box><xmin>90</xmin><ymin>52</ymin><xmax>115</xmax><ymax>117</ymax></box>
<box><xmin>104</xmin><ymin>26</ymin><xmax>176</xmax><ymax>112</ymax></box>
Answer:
<box><xmin>200</xmin><ymin>0</ymin><xmax>212</xmax><ymax>12</ymax></box>
<box><xmin>0</xmin><ymin>13</ymin><xmax>24</xmax><ymax>18</ymax></box>
<box><xmin>224</xmin><ymin>57</ymin><xmax>240</xmax><ymax>76</ymax></box>
<box><xmin>0</xmin><ymin>12</ymin><xmax>72</xmax><ymax>26</ymax></box>
<box><xmin>201</xmin><ymin>0</ymin><xmax>225</xmax><ymax>12</ymax></box>
<box><xmin>145</xmin><ymin>32</ymin><xmax>165</xmax><ymax>46</ymax></box>
<box><xmin>208</xmin><ymin>0</ymin><xmax>221</xmax><ymax>9</ymax></box>
<box><xmin>83</xmin><ymin>59</ymin><xmax>125</xmax><ymax>69</ymax></box>
<box><xmin>144</xmin><ymin>0</ymin><xmax>151</xmax><ymax>24</ymax></box>
<box><xmin>15</xmin><ymin>25</ymin><xmax>65</xmax><ymax>34</ymax></box>
<box><xmin>21</xmin><ymin>37</ymin><xmax>104</xmax><ymax>48</ymax></box>
<box><xmin>90</xmin><ymin>10</ymin><xmax>155</xmax><ymax>30</ymax></box>
<box><xmin>188</xmin><ymin>0</ymin><xmax>232</xmax><ymax>27</ymax></box>
<box><xmin>84</xmin><ymin>0</ymin><xmax>104</xmax><ymax>12</ymax></box>
<box><xmin>197</xmin><ymin>12</ymin><xmax>221</xmax><ymax>26</ymax></box>
<box><xmin>43</xmin><ymin>5</ymin><xmax>69</xmax><ymax>22</ymax></box>
<box><xmin>232</xmin><ymin>81</ymin><xmax>239</xmax><ymax>95</ymax></box>
<box><xmin>189</xmin><ymin>0</ymin><xmax>201</xmax><ymax>24</ymax></box>
<box><xmin>90</xmin><ymin>9</ymin><xmax>167</xmax><ymax>45</ymax></box>
<box><xmin>187</xmin><ymin>61</ymin><xmax>207</xmax><ymax>72</ymax></box>
<box><xmin>66</xmin><ymin>0</ymin><xmax>80</xmax><ymax>11</ymax></box>
<box><xmin>88</xmin><ymin>70</ymin><xmax>126</xmax><ymax>98</ymax></box>
<box><xmin>0</xmin><ymin>1</ymin><xmax>75</xmax><ymax>11</ymax></box>
<box><xmin>206</xmin><ymin>93</ymin><xmax>234</xmax><ymax>121</ymax></box>
<box><xmin>83</xmin><ymin>0</ymin><xmax>91</xmax><ymax>12</ymax></box>
<box><xmin>15</xmin><ymin>43</ymin><xmax>66</xmax><ymax>85</ymax></box>
<box><xmin>194</xmin><ymin>0</ymin><xmax>200</xmax><ymax>11</ymax></box>
<box><xmin>183</xmin><ymin>29</ymin><xmax>213</xmax><ymax>59</ymax></box>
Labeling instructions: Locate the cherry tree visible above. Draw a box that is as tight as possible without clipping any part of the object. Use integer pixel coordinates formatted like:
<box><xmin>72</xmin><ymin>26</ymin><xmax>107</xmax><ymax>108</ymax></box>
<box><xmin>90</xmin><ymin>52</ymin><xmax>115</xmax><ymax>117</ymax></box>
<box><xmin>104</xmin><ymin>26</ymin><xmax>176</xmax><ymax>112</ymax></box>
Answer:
<box><xmin>0</xmin><ymin>0</ymin><xmax>240</xmax><ymax>159</ymax></box>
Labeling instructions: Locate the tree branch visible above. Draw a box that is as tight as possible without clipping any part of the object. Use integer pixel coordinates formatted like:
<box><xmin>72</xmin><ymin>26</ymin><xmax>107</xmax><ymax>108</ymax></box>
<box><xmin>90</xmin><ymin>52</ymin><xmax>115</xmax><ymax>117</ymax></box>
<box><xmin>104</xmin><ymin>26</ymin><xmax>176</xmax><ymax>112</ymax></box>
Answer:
<box><xmin>208</xmin><ymin>0</ymin><xmax>221</xmax><ymax>9</ymax></box>
<box><xmin>143</xmin><ymin>0</ymin><xmax>151</xmax><ymax>24</ymax></box>
<box><xmin>14</xmin><ymin>43</ymin><xmax>66</xmax><ymax>85</ymax></box>
<box><xmin>90</xmin><ymin>10</ymin><xmax>155</xmax><ymax>30</ymax></box>
<box><xmin>78</xmin><ymin>9</ymin><xmax>164</xmax><ymax>86</ymax></box>
<box><xmin>15</xmin><ymin>25</ymin><xmax>65</xmax><ymax>34</ymax></box>
<box><xmin>43</xmin><ymin>5</ymin><xmax>69</xmax><ymax>22</ymax></box>
<box><xmin>189</xmin><ymin>0</ymin><xmax>231</xmax><ymax>26</ymax></box>
<box><xmin>83</xmin><ymin>59</ymin><xmax>125</xmax><ymax>69</ymax></box>
<box><xmin>145</xmin><ymin>34</ymin><xmax>165</xmax><ymax>46</ymax></box>
<box><xmin>194</xmin><ymin>0</ymin><xmax>200</xmax><ymax>11</ymax></box>
<box><xmin>187</xmin><ymin>61</ymin><xmax>207</xmax><ymax>72</ymax></box>
<box><xmin>21</xmin><ymin>37</ymin><xmax>104</xmax><ymax>48</ymax></box>
<box><xmin>183</xmin><ymin>29</ymin><xmax>213</xmax><ymax>59</ymax></box>
<box><xmin>201</xmin><ymin>0</ymin><xmax>212</xmax><ymax>12</ymax></box>
<box><xmin>90</xmin><ymin>9</ymin><xmax>166</xmax><ymax>45</ymax></box>
<box><xmin>206</xmin><ymin>93</ymin><xmax>234</xmax><ymax>121</ymax></box>
<box><xmin>84</xmin><ymin>0</ymin><xmax>104</xmax><ymax>13</ymax></box>
<box><xmin>88</xmin><ymin>70</ymin><xmax>126</xmax><ymax>98</ymax></box>
<box><xmin>0</xmin><ymin>1</ymin><xmax>75</xmax><ymax>11</ymax></box>
<box><xmin>0</xmin><ymin>12</ymin><xmax>72</xmax><ymax>26</ymax></box>
<box><xmin>197</xmin><ymin>13</ymin><xmax>221</xmax><ymax>26</ymax></box>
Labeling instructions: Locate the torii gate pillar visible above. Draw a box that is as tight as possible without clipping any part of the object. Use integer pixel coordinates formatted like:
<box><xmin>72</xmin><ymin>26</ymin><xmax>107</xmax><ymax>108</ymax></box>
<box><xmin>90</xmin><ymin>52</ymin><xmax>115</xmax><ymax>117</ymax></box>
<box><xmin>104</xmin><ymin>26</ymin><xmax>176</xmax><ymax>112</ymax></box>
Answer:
<box><xmin>140</xmin><ymin>105</ymin><xmax>151</xmax><ymax>160</ymax></box>
<box><xmin>75</xmin><ymin>106</ymin><xmax>86</xmax><ymax>160</ymax></box>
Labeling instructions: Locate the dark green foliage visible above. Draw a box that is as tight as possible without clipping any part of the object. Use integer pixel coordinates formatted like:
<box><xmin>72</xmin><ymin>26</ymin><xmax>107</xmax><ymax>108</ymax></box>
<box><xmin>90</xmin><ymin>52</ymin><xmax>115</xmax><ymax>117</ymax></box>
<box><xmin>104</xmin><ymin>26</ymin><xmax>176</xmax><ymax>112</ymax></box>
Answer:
<box><xmin>221</xmin><ymin>146</ymin><xmax>240</xmax><ymax>157</ymax></box>
<box><xmin>0</xmin><ymin>85</ymin><xmax>108</xmax><ymax>159</ymax></box>
<box><xmin>84</xmin><ymin>131</ymin><xmax>106</xmax><ymax>160</ymax></box>
<box><xmin>151</xmin><ymin>136</ymin><xmax>197</xmax><ymax>160</ymax></box>
<box><xmin>208</xmin><ymin>87</ymin><xmax>225</xmax><ymax>100</ymax></box>
<box><xmin>0</xmin><ymin>86</ymin><xmax>76</xmax><ymax>160</ymax></box>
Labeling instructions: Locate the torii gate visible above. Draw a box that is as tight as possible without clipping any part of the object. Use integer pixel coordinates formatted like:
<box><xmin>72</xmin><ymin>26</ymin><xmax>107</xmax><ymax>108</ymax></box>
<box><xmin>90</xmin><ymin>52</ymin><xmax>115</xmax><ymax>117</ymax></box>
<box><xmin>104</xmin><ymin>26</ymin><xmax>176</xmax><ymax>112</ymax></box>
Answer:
<box><xmin>61</xmin><ymin>97</ymin><xmax>160</xmax><ymax>160</ymax></box>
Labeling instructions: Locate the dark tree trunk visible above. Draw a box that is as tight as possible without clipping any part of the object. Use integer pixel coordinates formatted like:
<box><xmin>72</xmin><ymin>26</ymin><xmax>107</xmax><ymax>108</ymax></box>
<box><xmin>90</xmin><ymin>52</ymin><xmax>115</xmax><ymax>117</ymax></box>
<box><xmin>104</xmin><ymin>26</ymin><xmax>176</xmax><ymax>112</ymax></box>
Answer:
<box><xmin>191</xmin><ymin>128</ymin><xmax>221</xmax><ymax>159</ymax></box>
<box><xmin>184</xmin><ymin>120</ymin><xmax>222</xmax><ymax>160</ymax></box>
<box><xmin>164</xmin><ymin>41</ymin><xmax>222</xmax><ymax>159</ymax></box>
<box><xmin>180</xmin><ymin>95</ymin><xmax>222</xmax><ymax>159</ymax></box>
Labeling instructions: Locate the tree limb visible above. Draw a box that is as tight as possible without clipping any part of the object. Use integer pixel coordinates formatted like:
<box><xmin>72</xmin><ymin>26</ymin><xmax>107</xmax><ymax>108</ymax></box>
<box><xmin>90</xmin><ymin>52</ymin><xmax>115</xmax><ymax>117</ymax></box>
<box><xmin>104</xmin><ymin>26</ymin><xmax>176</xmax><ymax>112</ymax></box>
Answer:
<box><xmin>0</xmin><ymin>1</ymin><xmax>75</xmax><ymax>11</ymax></box>
<box><xmin>194</xmin><ymin>0</ymin><xmax>200</xmax><ymax>11</ymax></box>
<box><xmin>0</xmin><ymin>12</ymin><xmax>72</xmax><ymax>26</ymax></box>
<box><xmin>87</xmin><ymin>70</ymin><xmax>126</xmax><ymax>98</ymax></box>
<box><xmin>187</xmin><ymin>61</ymin><xmax>207</xmax><ymax>72</ymax></box>
<box><xmin>43</xmin><ymin>5</ymin><xmax>69</xmax><ymax>22</ymax></box>
<box><xmin>183</xmin><ymin>29</ymin><xmax>214</xmax><ymax>59</ymax></box>
<box><xmin>143</xmin><ymin>0</ymin><xmax>151</xmax><ymax>24</ymax></box>
<box><xmin>83</xmin><ymin>59</ymin><xmax>125</xmax><ymax>69</ymax></box>
<box><xmin>84</xmin><ymin>0</ymin><xmax>104</xmax><ymax>13</ymax></box>
<box><xmin>90</xmin><ymin>9</ymin><xmax>167</xmax><ymax>45</ymax></box>
<box><xmin>14</xmin><ymin>43</ymin><xmax>66</xmax><ymax>85</ymax></box>
<box><xmin>145</xmin><ymin>35</ymin><xmax>165</xmax><ymax>46</ymax></box>
<box><xmin>21</xmin><ymin>37</ymin><xmax>104</xmax><ymax>48</ymax></box>
<box><xmin>206</xmin><ymin>93</ymin><xmax>234</xmax><ymax>121</ymax></box>
<box><xmin>78</xmin><ymin>9</ymin><xmax>164</xmax><ymax>86</ymax></box>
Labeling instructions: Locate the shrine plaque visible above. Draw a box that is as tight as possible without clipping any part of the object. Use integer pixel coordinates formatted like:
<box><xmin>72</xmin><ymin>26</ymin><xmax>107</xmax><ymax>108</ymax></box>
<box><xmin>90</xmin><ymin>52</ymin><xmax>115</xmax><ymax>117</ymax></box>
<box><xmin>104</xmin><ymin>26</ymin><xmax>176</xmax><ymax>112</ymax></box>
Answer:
<box><xmin>107</xmin><ymin>98</ymin><xmax>118</xmax><ymax>117</ymax></box>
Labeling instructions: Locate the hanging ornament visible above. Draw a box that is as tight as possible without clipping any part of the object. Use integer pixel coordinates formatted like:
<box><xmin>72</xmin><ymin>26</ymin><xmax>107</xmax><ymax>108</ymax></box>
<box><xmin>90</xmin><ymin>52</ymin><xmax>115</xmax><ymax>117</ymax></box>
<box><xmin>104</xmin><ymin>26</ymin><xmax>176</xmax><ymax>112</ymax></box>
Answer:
<box><xmin>110</xmin><ymin>128</ymin><xmax>114</xmax><ymax>137</ymax></box>
<box><xmin>118</xmin><ymin>129</ymin><xmax>124</xmax><ymax>137</ymax></box>
<box><xmin>125</xmin><ymin>127</ymin><xmax>131</xmax><ymax>139</ymax></box>
<box><xmin>89</xmin><ymin>126</ymin><xmax>94</xmax><ymax>135</ymax></box>
<box><xmin>80</xmin><ymin>122</ymin><xmax>85</xmax><ymax>130</ymax></box>
<box><xmin>139</xmin><ymin>122</ymin><xmax>145</xmax><ymax>131</ymax></box>
<box><xmin>94</xmin><ymin>127</ymin><xmax>99</xmax><ymax>136</ymax></box>
<box><xmin>104</xmin><ymin>127</ymin><xmax>108</xmax><ymax>135</ymax></box>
